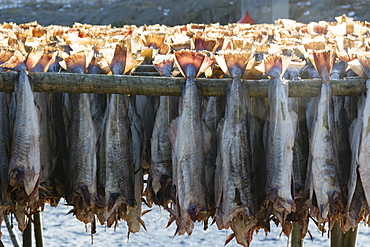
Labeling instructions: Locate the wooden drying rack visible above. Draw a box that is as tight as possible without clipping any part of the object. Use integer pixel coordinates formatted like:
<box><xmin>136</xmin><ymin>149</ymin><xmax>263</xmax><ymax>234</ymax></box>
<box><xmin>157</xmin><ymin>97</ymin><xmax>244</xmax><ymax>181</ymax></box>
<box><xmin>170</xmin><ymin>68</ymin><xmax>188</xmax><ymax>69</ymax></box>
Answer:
<box><xmin>0</xmin><ymin>64</ymin><xmax>365</xmax><ymax>97</ymax></box>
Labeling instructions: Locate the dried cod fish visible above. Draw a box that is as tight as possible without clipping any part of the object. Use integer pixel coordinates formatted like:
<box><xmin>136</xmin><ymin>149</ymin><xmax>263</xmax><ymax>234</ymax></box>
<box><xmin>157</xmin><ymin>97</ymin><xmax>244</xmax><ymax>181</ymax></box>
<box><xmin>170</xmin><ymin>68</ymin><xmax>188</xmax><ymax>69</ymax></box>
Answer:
<box><xmin>147</xmin><ymin>54</ymin><xmax>178</xmax><ymax>207</ymax></box>
<box><xmin>5</xmin><ymin>50</ymin><xmax>42</xmax><ymax>232</ymax></box>
<box><xmin>263</xmin><ymin>54</ymin><xmax>297</xmax><ymax>237</ymax></box>
<box><xmin>214</xmin><ymin>50</ymin><xmax>257</xmax><ymax>247</ymax></box>
<box><xmin>308</xmin><ymin>50</ymin><xmax>342</xmax><ymax>229</ymax></box>
<box><xmin>170</xmin><ymin>50</ymin><xmax>213</xmax><ymax>236</ymax></box>
<box><xmin>64</xmin><ymin>51</ymin><xmax>97</xmax><ymax>228</ymax></box>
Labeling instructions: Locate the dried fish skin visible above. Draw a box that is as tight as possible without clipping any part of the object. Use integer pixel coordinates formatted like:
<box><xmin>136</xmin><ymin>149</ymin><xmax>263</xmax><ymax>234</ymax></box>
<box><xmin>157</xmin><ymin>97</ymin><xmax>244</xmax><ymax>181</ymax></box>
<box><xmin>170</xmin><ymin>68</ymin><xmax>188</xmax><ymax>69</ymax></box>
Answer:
<box><xmin>103</xmin><ymin>94</ymin><xmax>135</xmax><ymax>227</ymax></box>
<box><xmin>66</xmin><ymin>93</ymin><xmax>97</xmax><ymax>224</ymax></box>
<box><xmin>9</xmin><ymin>68</ymin><xmax>41</xmax><ymax>197</ymax></box>
<box><xmin>215</xmin><ymin>77</ymin><xmax>253</xmax><ymax>229</ymax></box>
<box><xmin>170</xmin><ymin>50</ymin><xmax>212</xmax><ymax>236</ymax></box>
<box><xmin>358</xmin><ymin>80</ymin><xmax>370</xmax><ymax>212</ymax></box>
<box><xmin>149</xmin><ymin>95</ymin><xmax>178</xmax><ymax>206</ymax></box>
<box><xmin>309</xmin><ymin>83</ymin><xmax>342</xmax><ymax>226</ymax></box>
<box><xmin>264</xmin><ymin>76</ymin><xmax>297</xmax><ymax>236</ymax></box>
<box><xmin>170</xmin><ymin>76</ymin><xmax>210</xmax><ymax>236</ymax></box>
<box><xmin>262</xmin><ymin>55</ymin><xmax>297</xmax><ymax>236</ymax></box>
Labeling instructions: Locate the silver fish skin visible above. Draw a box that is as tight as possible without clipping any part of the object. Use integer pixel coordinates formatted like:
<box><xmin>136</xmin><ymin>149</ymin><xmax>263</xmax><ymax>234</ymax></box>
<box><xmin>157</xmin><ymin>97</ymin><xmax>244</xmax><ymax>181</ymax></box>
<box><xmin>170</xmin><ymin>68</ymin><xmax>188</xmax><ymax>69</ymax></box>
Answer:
<box><xmin>264</xmin><ymin>77</ymin><xmax>297</xmax><ymax>227</ymax></box>
<box><xmin>34</xmin><ymin>92</ymin><xmax>54</xmax><ymax>187</ymax></box>
<box><xmin>103</xmin><ymin>94</ymin><xmax>135</xmax><ymax>226</ymax></box>
<box><xmin>247</xmin><ymin>97</ymin><xmax>266</xmax><ymax>211</ymax></box>
<box><xmin>126</xmin><ymin>102</ymin><xmax>145</xmax><ymax>234</ymax></box>
<box><xmin>171</xmin><ymin>75</ymin><xmax>210</xmax><ymax>236</ymax></box>
<box><xmin>309</xmin><ymin>83</ymin><xmax>341</xmax><ymax>224</ymax></box>
<box><xmin>9</xmin><ymin>69</ymin><xmax>41</xmax><ymax>197</ymax></box>
<box><xmin>0</xmin><ymin>92</ymin><xmax>11</xmax><ymax>211</ymax></box>
<box><xmin>204</xmin><ymin>96</ymin><xmax>225</xmax><ymax>216</ymax></box>
<box><xmin>216</xmin><ymin>77</ymin><xmax>253</xmax><ymax>229</ymax></box>
<box><xmin>150</xmin><ymin>95</ymin><xmax>178</xmax><ymax>203</ymax></box>
<box><xmin>66</xmin><ymin>93</ymin><xmax>97</xmax><ymax>224</ymax></box>
<box><xmin>357</xmin><ymin>80</ymin><xmax>370</xmax><ymax>210</ymax></box>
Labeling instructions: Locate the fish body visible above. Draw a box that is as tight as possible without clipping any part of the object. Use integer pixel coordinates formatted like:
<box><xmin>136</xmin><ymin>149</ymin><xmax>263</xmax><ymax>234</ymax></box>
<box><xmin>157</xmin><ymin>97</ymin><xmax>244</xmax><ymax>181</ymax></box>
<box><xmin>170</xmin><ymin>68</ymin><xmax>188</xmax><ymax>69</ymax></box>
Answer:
<box><xmin>9</xmin><ymin>68</ymin><xmax>41</xmax><ymax>232</ymax></box>
<box><xmin>171</xmin><ymin>75</ymin><xmax>210</xmax><ymax>235</ymax></box>
<box><xmin>9</xmin><ymin>69</ymin><xmax>41</xmax><ymax>197</ymax></box>
<box><xmin>309</xmin><ymin>83</ymin><xmax>341</xmax><ymax>225</ymax></box>
<box><xmin>103</xmin><ymin>94</ymin><xmax>135</xmax><ymax>226</ymax></box>
<box><xmin>264</xmin><ymin>76</ymin><xmax>297</xmax><ymax>235</ymax></box>
<box><xmin>204</xmin><ymin>96</ymin><xmax>225</xmax><ymax>216</ymax></box>
<box><xmin>66</xmin><ymin>93</ymin><xmax>97</xmax><ymax>224</ymax></box>
<box><xmin>216</xmin><ymin>77</ymin><xmax>253</xmax><ymax>229</ymax></box>
<box><xmin>358</xmin><ymin>80</ymin><xmax>370</xmax><ymax>211</ymax></box>
<box><xmin>149</xmin><ymin>95</ymin><xmax>178</xmax><ymax>206</ymax></box>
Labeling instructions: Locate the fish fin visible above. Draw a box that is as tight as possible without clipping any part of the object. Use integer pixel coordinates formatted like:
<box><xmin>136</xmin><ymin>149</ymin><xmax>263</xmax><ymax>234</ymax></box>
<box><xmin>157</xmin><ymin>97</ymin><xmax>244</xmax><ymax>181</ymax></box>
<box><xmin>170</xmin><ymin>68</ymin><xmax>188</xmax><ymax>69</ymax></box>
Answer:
<box><xmin>311</xmin><ymin>50</ymin><xmax>334</xmax><ymax>83</ymax></box>
<box><xmin>187</xmin><ymin>205</ymin><xmax>198</xmax><ymax>222</ymax></box>
<box><xmin>174</xmin><ymin>50</ymin><xmax>205</xmax><ymax>78</ymax></box>
<box><xmin>166</xmin><ymin>215</ymin><xmax>175</xmax><ymax>228</ymax></box>
<box><xmin>80</xmin><ymin>185</ymin><xmax>91</xmax><ymax>206</ymax></box>
<box><xmin>141</xmin><ymin>209</ymin><xmax>153</xmax><ymax>216</ymax></box>
<box><xmin>15</xmin><ymin>167</ymin><xmax>26</xmax><ymax>184</ymax></box>
<box><xmin>64</xmin><ymin>51</ymin><xmax>87</xmax><ymax>74</ymax></box>
<box><xmin>109</xmin><ymin>44</ymin><xmax>127</xmax><ymax>75</ymax></box>
<box><xmin>224</xmin><ymin>233</ymin><xmax>235</xmax><ymax>246</ymax></box>
<box><xmin>138</xmin><ymin>217</ymin><xmax>147</xmax><ymax>231</ymax></box>
<box><xmin>108</xmin><ymin>193</ymin><xmax>120</xmax><ymax>211</ymax></box>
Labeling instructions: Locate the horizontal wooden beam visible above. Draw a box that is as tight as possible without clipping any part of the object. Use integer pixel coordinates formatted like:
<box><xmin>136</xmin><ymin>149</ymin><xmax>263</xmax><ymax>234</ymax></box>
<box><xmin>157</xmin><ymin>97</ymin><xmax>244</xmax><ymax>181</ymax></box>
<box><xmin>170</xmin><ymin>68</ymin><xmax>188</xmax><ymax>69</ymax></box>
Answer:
<box><xmin>0</xmin><ymin>72</ymin><xmax>365</xmax><ymax>97</ymax></box>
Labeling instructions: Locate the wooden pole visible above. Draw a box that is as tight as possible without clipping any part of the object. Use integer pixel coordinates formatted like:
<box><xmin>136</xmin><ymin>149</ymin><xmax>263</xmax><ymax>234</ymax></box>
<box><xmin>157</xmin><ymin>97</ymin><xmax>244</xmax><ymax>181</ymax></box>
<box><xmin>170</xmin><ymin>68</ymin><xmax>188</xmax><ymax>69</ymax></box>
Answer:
<box><xmin>34</xmin><ymin>212</ymin><xmax>44</xmax><ymax>247</ymax></box>
<box><xmin>4</xmin><ymin>215</ymin><xmax>20</xmax><ymax>247</ymax></box>
<box><xmin>291</xmin><ymin>222</ymin><xmax>303</xmax><ymax>247</ymax></box>
<box><xmin>330</xmin><ymin>221</ymin><xmax>344</xmax><ymax>247</ymax></box>
<box><xmin>343</xmin><ymin>225</ymin><xmax>358</xmax><ymax>247</ymax></box>
<box><xmin>0</xmin><ymin>72</ymin><xmax>366</xmax><ymax>97</ymax></box>
<box><xmin>22</xmin><ymin>219</ymin><xmax>32</xmax><ymax>247</ymax></box>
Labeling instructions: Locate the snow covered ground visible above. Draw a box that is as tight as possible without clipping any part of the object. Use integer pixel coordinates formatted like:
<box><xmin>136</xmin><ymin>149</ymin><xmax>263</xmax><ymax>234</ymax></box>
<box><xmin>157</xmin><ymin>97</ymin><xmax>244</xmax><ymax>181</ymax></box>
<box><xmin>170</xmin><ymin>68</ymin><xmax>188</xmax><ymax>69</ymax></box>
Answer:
<box><xmin>0</xmin><ymin>201</ymin><xmax>366</xmax><ymax>247</ymax></box>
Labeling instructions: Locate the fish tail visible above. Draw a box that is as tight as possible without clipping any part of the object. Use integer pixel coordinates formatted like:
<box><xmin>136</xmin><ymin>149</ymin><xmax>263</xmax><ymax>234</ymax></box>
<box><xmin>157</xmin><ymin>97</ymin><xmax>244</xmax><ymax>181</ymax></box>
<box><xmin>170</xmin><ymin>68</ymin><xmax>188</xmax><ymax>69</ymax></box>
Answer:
<box><xmin>222</xmin><ymin>50</ymin><xmax>253</xmax><ymax>78</ymax></box>
<box><xmin>32</xmin><ymin>52</ymin><xmax>56</xmax><ymax>72</ymax></box>
<box><xmin>192</xmin><ymin>36</ymin><xmax>218</xmax><ymax>52</ymax></box>
<box><xmin>108</xmin><ymin>192</ymin><xmax>120</xmax><ymax>211</ymax></box>
<box><xmin>153</xmin><ymin>54</ymin><xmax>175</xmax><ymax>77</ymax></box>
<box><xmin>64</xmin><ymin>51</ymin><xmax>87</xmax><ymax>74</ymax></box>
<box><xmin>174</xmin><ymin>50</ymin><xmax>205</xmax><ymax>77</ymax></box>
<box><xmin>358</xmin><ymin>55</ymin><xmax>370</xmax><ymax>78</ymax></box>
<box><xmin>264</xmin><ymin>54</ymin><xmax>290</xmax><ymax>78</ymax></box>
<box><xmin>311</xmin><ymin>50</ymin><xmax>334</xmax><ymax>82</ymax></box>
<box><xmin>109</xmin><ymin>44</ymin><xmax>127</xmax><ymax>75</ymax></box>
<box><xmin>80</xmin><ymin>185</ymin><xmax>91</xmax><ymax>206</ymax></box>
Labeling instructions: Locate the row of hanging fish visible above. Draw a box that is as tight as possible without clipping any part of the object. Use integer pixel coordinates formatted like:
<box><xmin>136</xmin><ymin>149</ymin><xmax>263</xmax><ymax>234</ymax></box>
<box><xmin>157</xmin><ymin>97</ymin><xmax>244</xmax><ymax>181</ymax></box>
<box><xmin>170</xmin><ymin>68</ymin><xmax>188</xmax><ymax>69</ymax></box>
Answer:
<box><xmin>0</xmin><ymin>15</ymin><xmax>370</xmax><ymax>246</ymax></box>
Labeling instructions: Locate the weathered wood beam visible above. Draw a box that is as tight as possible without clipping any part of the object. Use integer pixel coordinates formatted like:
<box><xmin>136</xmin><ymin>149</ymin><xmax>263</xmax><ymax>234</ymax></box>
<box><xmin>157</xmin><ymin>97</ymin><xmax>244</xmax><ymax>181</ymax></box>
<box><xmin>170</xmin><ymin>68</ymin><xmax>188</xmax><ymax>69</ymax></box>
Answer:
<box><xmin>0</xmin><ymin>72</ymin><xmax>365</xmax><ymax>97</ymax></box>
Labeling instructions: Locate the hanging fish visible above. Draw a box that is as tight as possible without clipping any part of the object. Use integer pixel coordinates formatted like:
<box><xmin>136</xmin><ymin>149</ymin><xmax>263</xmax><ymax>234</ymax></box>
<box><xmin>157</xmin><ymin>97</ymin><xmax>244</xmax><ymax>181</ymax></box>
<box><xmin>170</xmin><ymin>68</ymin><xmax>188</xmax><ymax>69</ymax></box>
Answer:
<box><xmin>214</xmin><ymin>50</ymin><xmax>257</xmax><ymax>247</ymax></box>
<box><xmin>32</xmin><ymin>51</ymin><xmax>58</xmax><ymax>208</ymax></box>
<box><xmin>308</xmin><ymin>50</ymin><xmax>342</xmax><ymax>229</ymax></box>
<box><xmin>5</xmin><ymin>49</ymin><xmax>43</xmax><ymax>232</ymax></box>
<box><xmin>170</xmin><ymin>50</ymin><xmax>213</xmax><ymax>236</ymax></box>
<box><xmin>147</xmin><ymin>54</ymin><xmax>178</xmax><ymax>207</ymax></box>
<box><xmin>263</xmin><ymin>54</ymin><xmax>297</xmax><ymax>237</ymax></box>
<box><xmin>64</xmin><ymin>51</ymin><xmax>97</xmax><ymax>227</ymax></box>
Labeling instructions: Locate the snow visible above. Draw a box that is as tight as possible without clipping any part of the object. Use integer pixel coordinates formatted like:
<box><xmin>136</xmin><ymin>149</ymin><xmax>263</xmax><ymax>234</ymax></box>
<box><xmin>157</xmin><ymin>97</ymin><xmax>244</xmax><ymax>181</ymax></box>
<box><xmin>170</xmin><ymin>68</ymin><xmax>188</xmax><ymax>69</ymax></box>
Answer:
<box><xmin>0</xmin><ymin>201</ymin><xmax>367</xmax><ymax>247</ymax></box>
